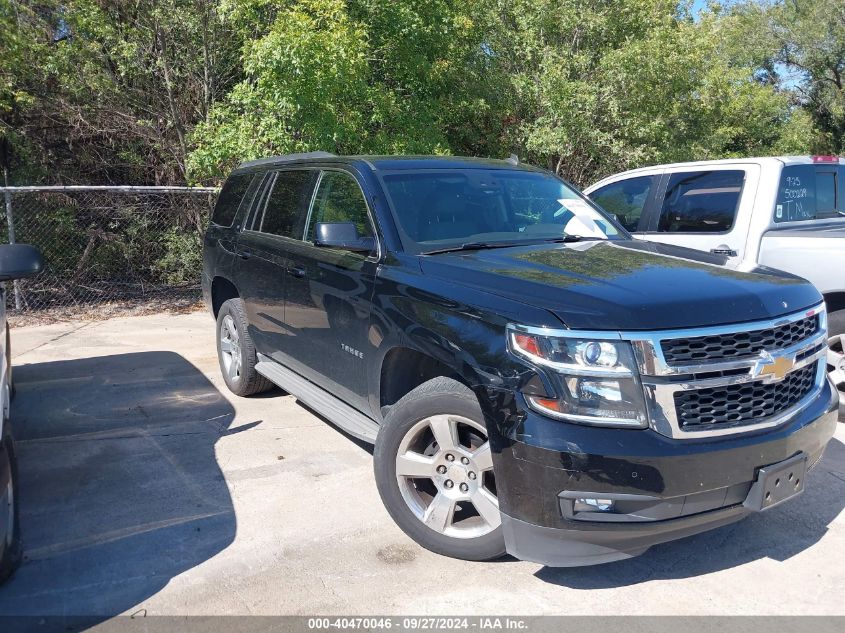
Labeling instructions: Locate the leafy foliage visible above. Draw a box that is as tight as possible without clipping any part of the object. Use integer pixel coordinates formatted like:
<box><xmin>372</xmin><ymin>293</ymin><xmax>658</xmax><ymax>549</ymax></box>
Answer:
<box><xmin>1</xmin><ymin>0</ymin><xmax>242</xmax><ymax>184</ymax></box>
<box><xmin>3</xmin><ymin>0</ymin><xmax>844</xmax><ymax>187</ymax></box>
<box><xmin>729</xmin><ymin>0</ymin><xmax>845</xmax><ymax>154</ymax></box>
<box><xmin>189</xmin><ymin>0</ymin><xmax>503</xmax><ymax>177</ymax></box>
<box><xmin>478</xmin><ymin>0</ymin><xmax>799</xmax><ymax>184</ymax></box>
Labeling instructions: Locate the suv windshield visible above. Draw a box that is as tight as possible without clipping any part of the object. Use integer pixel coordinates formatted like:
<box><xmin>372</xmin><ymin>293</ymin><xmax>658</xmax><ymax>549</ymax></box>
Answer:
<box><xmin>381</xmin><ymin>169</ymin><xmax>625</xmax><ymax>254</ymax></box>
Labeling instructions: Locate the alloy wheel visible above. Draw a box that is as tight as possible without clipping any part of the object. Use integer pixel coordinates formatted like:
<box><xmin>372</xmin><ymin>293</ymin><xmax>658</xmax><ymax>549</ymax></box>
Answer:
<box><xmin>220</xmin><ymin>314</ymin><xmax>242</xmax><ymax>382</ymax></box>
<box><xmin>395</xmin><ymin>414</ymin><xmax>499</xmax><ymax>539</ymax></box>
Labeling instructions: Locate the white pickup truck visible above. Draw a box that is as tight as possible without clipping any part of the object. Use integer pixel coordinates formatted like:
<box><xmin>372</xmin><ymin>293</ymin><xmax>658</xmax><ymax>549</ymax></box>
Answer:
<box><xmin>585</xmin><ymin>156</ymin><xmax>845</xmax><ymax>408</ymax></box>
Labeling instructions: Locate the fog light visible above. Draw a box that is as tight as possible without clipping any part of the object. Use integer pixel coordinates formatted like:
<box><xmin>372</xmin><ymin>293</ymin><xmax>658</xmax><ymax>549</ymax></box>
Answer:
<box><xmin>573</xmin><ymin>498</ymin><xmax>614</xmax><ymax>513</ymax></box>
<box><xmin>571</xmin><ymin>378</ymin><xmax>624</xmax><ymax>402</ymax></box>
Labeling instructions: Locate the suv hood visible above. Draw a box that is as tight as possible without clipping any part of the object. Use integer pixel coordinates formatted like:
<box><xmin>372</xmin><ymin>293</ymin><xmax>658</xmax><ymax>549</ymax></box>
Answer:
<box><xmin>418</xmin><ymin>240</ymin><xmax>821</xmax><ymax>330</ymax></box>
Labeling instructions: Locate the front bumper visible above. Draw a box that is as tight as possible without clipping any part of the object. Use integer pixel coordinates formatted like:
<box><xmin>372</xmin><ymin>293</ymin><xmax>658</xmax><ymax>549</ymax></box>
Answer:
<box><xmin>486</xmin><ymin>378</ymin><xmax>839</xmax><ymax>567</ymax></box>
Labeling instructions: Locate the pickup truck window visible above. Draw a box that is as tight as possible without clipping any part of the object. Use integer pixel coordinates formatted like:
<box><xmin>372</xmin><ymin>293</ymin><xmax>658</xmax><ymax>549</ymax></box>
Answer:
<box><xmin>256</xmin><ymin>170</ymin><xmax>314</xmax><ymax>238</ymax></box>
<box><xmin>306</xmin><ymin>171</ymin><xmax>374</xmax><ymax>241</ymax></box>
<box><xmin>657</xmin><ymin>170</ymin><xmax>744</xmax><ymax>233</ymax></box>
<box><xmin>775</xmin><ymin>165</ymin><xmax>843</xmax><ymax>222</ymax></box>
<box><xmin>381</xmin><ymin>169</ymin><xmax>622</xmax><ymax>253</ymax></box>
<box><xmin>589</xmin><ymin>176</ymin><xmax>655</xmax><ymax>231</ymax></box>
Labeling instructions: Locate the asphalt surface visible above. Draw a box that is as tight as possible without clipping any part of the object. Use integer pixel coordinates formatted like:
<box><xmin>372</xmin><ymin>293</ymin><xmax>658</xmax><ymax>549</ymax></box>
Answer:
<box><xmin>0</xmin><ymin>310</ymin><xmax>842</xmax><ymax>617</ymax></box>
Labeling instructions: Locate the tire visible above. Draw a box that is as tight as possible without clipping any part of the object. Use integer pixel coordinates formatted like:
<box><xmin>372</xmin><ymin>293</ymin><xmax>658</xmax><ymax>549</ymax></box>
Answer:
<box><xmin>0</xmin><ymin>423</ymin><xmax>22</xmax><ymax>584</ymax></box>
<box><xmin>827</xmin><ymin>309</ymin><xmax>845</xmax><ymax>420</ymax></box>
<box><xmin>216</xmin><ymin>298</ymin><xmax>274</xmax><ymax>397</ymax></box>
<box><xmin>374</xmin><ymin>377</ymin><xmax>506</xmax><ymax>562</ymax></box>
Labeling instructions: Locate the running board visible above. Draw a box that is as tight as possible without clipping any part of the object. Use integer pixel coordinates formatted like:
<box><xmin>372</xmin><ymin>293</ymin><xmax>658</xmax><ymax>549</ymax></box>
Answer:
<box><xmin>255</xmin><ymin>354</ymin><xmax>380</xmax><ymax>443</ymax></box>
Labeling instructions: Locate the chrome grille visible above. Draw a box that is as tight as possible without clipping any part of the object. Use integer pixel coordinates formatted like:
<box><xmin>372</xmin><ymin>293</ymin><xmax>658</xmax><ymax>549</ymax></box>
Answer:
<box><xmin>630</xmin><ymin>303</ymin><xmax>827</xmax><ymax>439</ymax></box>
<box><xmin>674</xmin><ymin>363</ymin><xmax>818</xmax><ymax>430</ymax></box>
<box><xmin>660</xmin><ymin>315</ymin><xmax>818</xmax><ymax>365</ymax></box>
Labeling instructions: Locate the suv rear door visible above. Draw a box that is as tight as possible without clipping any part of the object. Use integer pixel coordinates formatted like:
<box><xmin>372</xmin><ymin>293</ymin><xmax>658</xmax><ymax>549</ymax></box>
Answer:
<box><xmin>234</xmin><ymin>168</ymin><xmax>318</xmax><ymax>354</ymax></box>
<box><xmin>280</xmin><ymin>168</ymin><xmax>379</xmax><ymax>414</ymax></box>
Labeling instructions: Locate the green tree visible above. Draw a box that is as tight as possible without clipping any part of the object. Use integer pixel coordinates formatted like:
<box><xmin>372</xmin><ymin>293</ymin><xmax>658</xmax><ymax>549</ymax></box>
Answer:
<box><xmin>735</xmin><ymin>0</ymin><xmax>845</xmax><ymax>153</ymax></box>
<box><xmin>479</xmin><ymin>0</ymin><xmax>798</xmax><ymax>185</ymax></box>
<box><xmin>188</xmin><ymin>0</ymin><xmax>507</xmax><ymax>180</ymax></box>
<box><xmin>1</xmin><ymin>0</ymin><xmax>242</xmax><ymax>184</ymax></box>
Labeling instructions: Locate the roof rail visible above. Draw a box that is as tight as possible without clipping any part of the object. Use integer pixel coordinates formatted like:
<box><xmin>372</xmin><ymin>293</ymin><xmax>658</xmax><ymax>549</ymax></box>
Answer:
<box><xmin>238</xmin><ymin>151</ymin><xmax>337</xmax><ymax>169</ymax></box>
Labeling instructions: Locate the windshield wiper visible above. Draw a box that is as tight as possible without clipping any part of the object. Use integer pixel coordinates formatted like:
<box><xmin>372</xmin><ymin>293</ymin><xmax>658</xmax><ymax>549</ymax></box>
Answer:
<box><xmin>540</xmin><ymin>234</ymin><xmax>586</xmax><ymax>243</ymax></box>
<box><xmin>421</xmin><ymin>241</ymin><xmax>526</xmax><ymax>256</ymax></box>
<box><xmin>421</xmin><ymin>235</ymin><xmax>600</xmax><ymax>255</ymax></box>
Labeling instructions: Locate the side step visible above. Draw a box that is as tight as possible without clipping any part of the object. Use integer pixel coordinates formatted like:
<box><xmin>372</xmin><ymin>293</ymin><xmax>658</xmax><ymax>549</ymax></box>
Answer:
<box><xmin>255</xmin><ymin>354</ymin><xmax>380</xmax><ymax>444</ymax></box>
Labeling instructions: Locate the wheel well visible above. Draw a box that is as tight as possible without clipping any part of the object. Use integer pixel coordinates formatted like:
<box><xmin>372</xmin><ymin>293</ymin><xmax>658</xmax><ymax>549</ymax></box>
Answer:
<box><xmin>211</xmin><ymin>276</ymin><xmax>239</xmax><ymax>318</ymax></box>
<box><xmin>379</xmin><ymin>347</ymin><xmax>465</xmax><ymax>412</ymax></box>
<box><xmin>824</xmin><ymin>292</ymin><xmax>845</xmax><ymax>315</ymax></box>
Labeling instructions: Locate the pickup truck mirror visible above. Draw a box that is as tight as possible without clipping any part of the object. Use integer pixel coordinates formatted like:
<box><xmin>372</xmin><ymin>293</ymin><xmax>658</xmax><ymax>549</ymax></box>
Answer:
<box><xmin>314</xmin><ymin>222</ymin><xmax>375</xmax><ymax>254</ymax></box>
<box><xmin>0</xmin><ymin>244</ymin><xmax>44</xmax><ymax>282</ymax></box>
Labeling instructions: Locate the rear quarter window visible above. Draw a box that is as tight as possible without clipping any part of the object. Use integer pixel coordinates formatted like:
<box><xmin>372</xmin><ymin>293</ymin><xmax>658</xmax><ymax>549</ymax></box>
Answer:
<box><xmin>257</xmin><ymin>170</ymin><xmax>316</xmax><ymax>238</ymax></box>
<box><xmin>211</xmin><ymin>173</ymin><xmax>255</xmax><ymax>227</ymax></box>
<box><xmin>774</xmin><ymin>164</ymin><xmax>843</xmax><ymax>222</ymax></box>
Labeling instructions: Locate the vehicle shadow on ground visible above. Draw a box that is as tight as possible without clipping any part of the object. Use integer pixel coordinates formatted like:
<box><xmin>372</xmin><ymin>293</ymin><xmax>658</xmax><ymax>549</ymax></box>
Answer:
<box><xmin>0</xmin><ymin>352</ymin><xmax>250</xmax><ymax>620</ymax></box>
<box><xmin>535</xmin><ymin>436</ymin><xmax>845</xmax><ymax>588</ymax></box>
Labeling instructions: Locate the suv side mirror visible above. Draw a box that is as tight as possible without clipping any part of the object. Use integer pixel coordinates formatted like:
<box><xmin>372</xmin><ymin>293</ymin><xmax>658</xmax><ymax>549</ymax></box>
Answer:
<box><xmin>314</xmin><ymin>222</ymin><xmax>375</xmax><ymax>254</ymax></box>
<box><xmin>0</xmin><ymin>244</ymin><xmax>43</xmax><ymax>282</ymax></box>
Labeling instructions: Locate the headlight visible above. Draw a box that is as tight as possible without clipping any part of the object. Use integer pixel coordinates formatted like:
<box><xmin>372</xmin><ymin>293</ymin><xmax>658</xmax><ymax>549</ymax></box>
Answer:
<box><xmin>508</xmin><ymin>327</ymin><xmax>648</xmax><ymax>428</ymax></box>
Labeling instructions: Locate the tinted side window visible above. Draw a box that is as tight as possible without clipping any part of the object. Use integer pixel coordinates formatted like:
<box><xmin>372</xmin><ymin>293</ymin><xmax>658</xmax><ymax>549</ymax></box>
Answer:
<box><xmin>212</xmin><ymin>174</ymin><xmax>254</xmax><ymax>227</ymax></box>
<box><xmin>306</xmin><ymin>171</ymin><xmax>373</xmax><ymax>241</ymax></box>
<box><xmin>257</xmin><ymin>170</ymin><xmax>315</xmax><ymax>238</ymax></box>
<box><xmin>590</xmin><ymin>176</ymin><xmax>655</xmax><ymax>231</ymax></box>
<box><xmin>657</xmin><ymin>170</ymin><xmax>745</xmax><ymax>233</ymax></box>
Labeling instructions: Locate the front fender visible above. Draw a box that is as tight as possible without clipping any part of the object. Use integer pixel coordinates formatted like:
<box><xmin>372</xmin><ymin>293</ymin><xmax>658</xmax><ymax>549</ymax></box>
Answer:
<box><xmin>366</xmin><ymin>256</ymin><xmax>556</xmax><ymax>418</ymax></box>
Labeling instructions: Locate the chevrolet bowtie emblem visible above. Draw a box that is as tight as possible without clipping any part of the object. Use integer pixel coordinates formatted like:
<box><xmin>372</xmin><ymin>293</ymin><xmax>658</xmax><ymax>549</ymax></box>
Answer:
<box><xmin>753</xmin><ymin>351</ymin><xmax>795</xmax><ymax>381</ymax></box>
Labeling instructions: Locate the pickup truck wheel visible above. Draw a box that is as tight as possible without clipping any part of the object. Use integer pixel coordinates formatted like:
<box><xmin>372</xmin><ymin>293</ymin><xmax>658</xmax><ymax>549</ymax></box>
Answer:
<box><xmin>216</xmin><ymin>299</ymin><xmax>273</xmax><ymax>397</ymax></box>
<box><xmin>374</xmin><ymin>377</ymin><xmax>506</xmax><ymax>562</ymax></box>
<box><xmin>828</xmin><ymin>309</ymin><xmax>845</xmax><ymax>419</ymax></box>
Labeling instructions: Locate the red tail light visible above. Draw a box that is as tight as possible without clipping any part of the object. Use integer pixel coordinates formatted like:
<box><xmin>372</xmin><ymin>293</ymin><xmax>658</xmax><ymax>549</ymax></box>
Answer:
<box><xmin>811</xmin><ymin>155</ymin><xmax>840</xmax><ymax>163</ymax></box>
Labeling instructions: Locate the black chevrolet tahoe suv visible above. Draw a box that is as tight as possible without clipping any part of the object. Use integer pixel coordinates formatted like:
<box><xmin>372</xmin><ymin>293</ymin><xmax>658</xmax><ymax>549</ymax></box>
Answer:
<box><xmin>202</xmin><ymin>152</ymin><xmax>839</xmax><ymax>566</ymax></box>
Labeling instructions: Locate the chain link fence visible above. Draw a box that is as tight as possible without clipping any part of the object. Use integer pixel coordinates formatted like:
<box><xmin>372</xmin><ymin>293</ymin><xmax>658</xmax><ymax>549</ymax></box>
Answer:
<box><xmin>1</xmin><ymin>186</ymin><xmax>218</xmax><ymax>322</ymax></box>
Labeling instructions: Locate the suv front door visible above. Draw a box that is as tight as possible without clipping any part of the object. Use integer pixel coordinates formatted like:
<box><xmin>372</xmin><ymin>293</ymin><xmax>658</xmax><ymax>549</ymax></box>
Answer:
<box><xmin>281</xmin><ymin>168</ymin><xmax>379</xmax><ymax>414</ymax></box>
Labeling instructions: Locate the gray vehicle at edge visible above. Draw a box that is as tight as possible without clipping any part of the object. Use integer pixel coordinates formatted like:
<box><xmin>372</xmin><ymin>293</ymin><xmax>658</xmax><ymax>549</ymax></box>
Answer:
<box><xmin>0</xmin><ymin>244</ymin><xmax>43</xmax><ymax>583</ymax></box>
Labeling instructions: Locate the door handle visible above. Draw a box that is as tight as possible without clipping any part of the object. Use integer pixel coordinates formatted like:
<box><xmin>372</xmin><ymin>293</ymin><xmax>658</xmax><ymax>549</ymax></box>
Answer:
<box><xmin>237</xmin><ymin>248</ymin><xmax>252</xmax><ymax>259</ymax></box>
<box><xmin>710</xmin><ymin>248</ymin><xmax>738</xmax><ymax>257</ymax></box>
<box><xmin>287</xmin><ymin>266</ymin><xmax>306</xmax><ymax>279</ymax></box>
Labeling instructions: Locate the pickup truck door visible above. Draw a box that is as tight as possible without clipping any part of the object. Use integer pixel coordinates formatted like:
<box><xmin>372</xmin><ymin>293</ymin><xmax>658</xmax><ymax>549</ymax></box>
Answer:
<box><xmin>637</xmin><ymin>164</ymin><xmax>759</xmax><ymax>262</ymax></box>
<box><xmin>280</xmin><ymin>168</ymin><xmax>378</xmax><ymax>414</ymax></box>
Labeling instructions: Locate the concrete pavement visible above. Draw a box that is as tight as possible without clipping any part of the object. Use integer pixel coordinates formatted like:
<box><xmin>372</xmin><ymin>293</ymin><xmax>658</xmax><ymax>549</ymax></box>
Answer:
<box><xmin>0</xmin><ymin>310</ymin><xmax>842</xmax><ymax>617</ymax></box>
